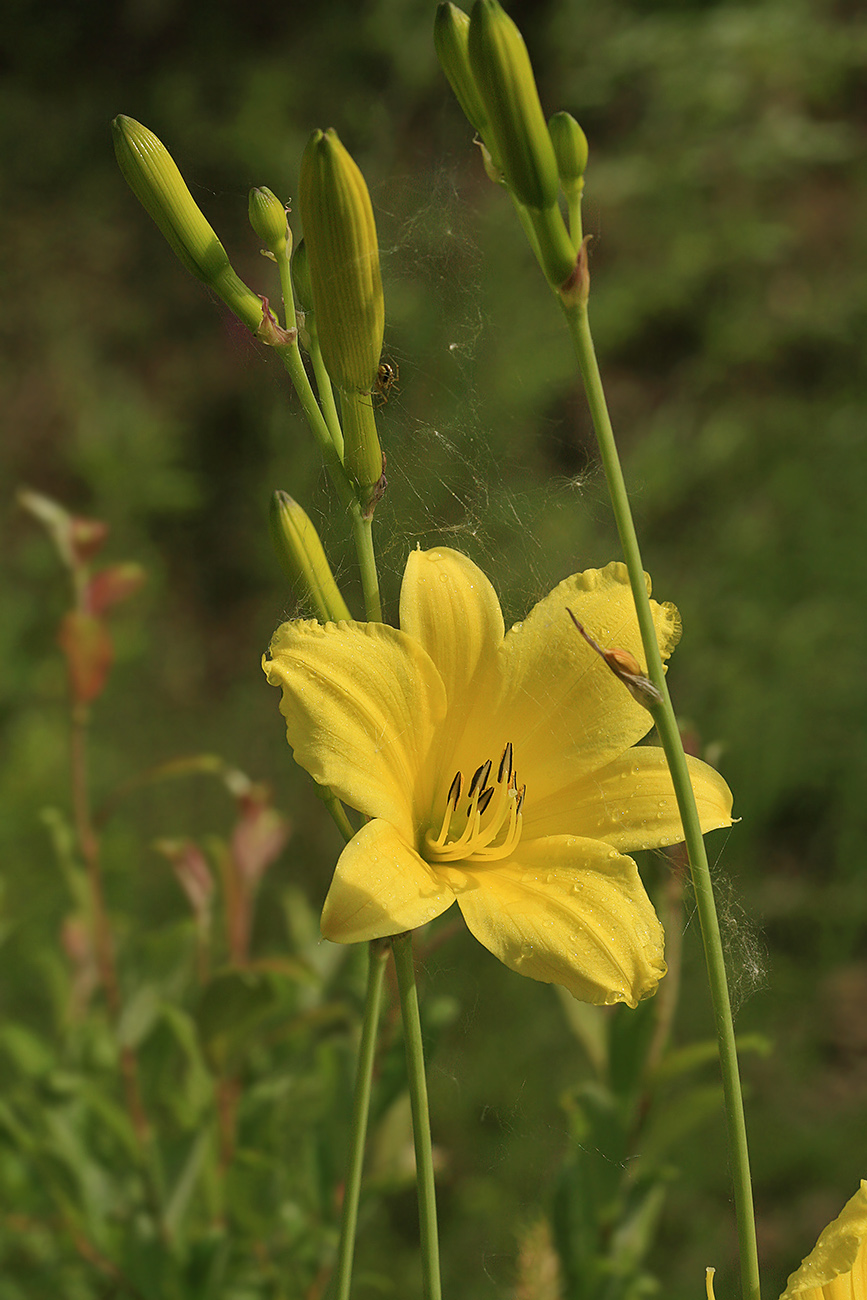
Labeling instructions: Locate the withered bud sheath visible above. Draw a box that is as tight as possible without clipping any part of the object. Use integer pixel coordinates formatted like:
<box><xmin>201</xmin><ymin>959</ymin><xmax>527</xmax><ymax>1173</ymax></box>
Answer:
<box><xmin>548</xmin><ymin>111</ymin><xmax>589</xmax><ymax>197</ymax></box>
<box><xmin>298</xmin><ymin>128</ymin><xmax>385</xmax><ymax>395</ymax></box>
<box><xmin>248</xmin><ymin>186</ymin><xmax>290</xmax><ymax>260</ymax></box>
<box><xmin>269</xmin><ymin>491</ymin><xmax>351</xmax><ymax>623</ymax></box>
<box><xmin>112</xmin><ymin>116</ymin><xmax>263</xmax><ymax>333</ymax></box>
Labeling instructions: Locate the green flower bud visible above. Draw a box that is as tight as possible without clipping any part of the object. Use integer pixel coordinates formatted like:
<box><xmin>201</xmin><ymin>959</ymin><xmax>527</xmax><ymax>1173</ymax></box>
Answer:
<box><xmin>291</xmin><ymin>239</ymin><xmax>314</xmax><ymax>314</ymax></box>
<box><xmin>434</xmin><ymin>3</ymin><xmax>494</xmax><ymax>148</ymax></box>
<box><xmin>467</xmin><ymin>0</ymin><xmax>559</xmax><ymax>210</ymax></box>
<box><xmin>248</xmin><ymin>186</ymin><xmax>290</xmax><ymax>259</ymax></box>
<box><xmin>340</xmin><ymin>389</ymin><xmax>386</xmax><ymax>513</ymax></box>
<box><xmin>112</xmin><ymin>115</ymin><xmax>263</xmax><ymax>332</ymax></box>
<box><xmin>467</xmin><ymin>2</ymin><xmax>577</xmax><ymax>286</ymax></box>
<box><xmin>269</xmin><ymin>491</ymin><xmax>351</xmax><ymax>623</ymax></box>
<box><xmin>548</xmin><ymin>111</ymin><xmax>588</xmax><ymax>196</ymax></box>
<box><xmin>298</xmin><ymin>128</ymin><xmax>384</xmax><ymax>394</ymax></box>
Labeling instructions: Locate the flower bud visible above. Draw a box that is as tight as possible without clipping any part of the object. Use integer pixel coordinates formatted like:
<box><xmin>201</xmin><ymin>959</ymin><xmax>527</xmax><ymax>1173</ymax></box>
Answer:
<box><xmin>269</xmin><ymin>491</ymin><xmax>351</xmax><ymax>623</ymax></box>
<box><xmin>548</xmin><ymin>111</ymin><xmax>588</xmax><ymax>197</ymax></box>
<box><xmin>112</xmin><ymin>115</ymin><xmax>263</xmax><ymax>332</ymax></box>
<box><xmin>248</xmin><ymin>186</ymin><xmax>290</xmax><ymax>260</ymax></box>
<box><xmin>298</xmin><ymin>128</ymin><xmax>384</xmax><ymax>393</ymax></box>
<box><xmin>291</xmin><ymin>239</ymin><xmax>314</xmax><ymax>314</ymax></box>
<box><xmin>467</xmin><ymin>1</ymin><xmax>576</xmax><ymax>285</ymax></box>
<box><xmin>467</xmin><ymin>0</ymin><xmax>559</xmax><ymax>210</ymax></box>
<box><xmin>434</xmin><ymin>3</ymin><xmax>494</xmax><ymax>147</ymax></box>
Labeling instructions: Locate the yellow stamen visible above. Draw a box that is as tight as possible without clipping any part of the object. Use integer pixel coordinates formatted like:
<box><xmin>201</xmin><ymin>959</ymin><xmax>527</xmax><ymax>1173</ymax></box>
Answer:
<box><xmin>424</xmin><ymin>744</ymin><xmax>525</xmax><ymax>865</ymax></box>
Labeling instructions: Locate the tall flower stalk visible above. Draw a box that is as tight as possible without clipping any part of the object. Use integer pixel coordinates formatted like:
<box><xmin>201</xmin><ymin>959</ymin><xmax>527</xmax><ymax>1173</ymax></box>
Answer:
<box><xmin>435</xmin><ymin>4</ymin><xmax>761</xmax><ymax>1298</ymax></box>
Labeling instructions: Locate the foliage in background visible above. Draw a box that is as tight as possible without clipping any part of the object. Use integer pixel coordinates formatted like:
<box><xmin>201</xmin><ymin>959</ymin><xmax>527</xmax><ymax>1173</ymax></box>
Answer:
<box><xmin>3</xmin><ymin>0</ymin><xmax>867</xmax><ymax>1296</ymax></box>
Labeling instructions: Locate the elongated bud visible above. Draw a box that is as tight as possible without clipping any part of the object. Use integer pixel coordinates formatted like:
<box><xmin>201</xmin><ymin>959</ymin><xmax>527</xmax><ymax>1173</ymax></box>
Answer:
<box><xmin>298</xmin><ymin>128</ymin><xmax>385</xmax><ymax>393</ymax></box>
<box><xmin>468</xmin><ymin>0</ymin><xmax>559</xmax><ymax>209</ymax></box>
<box><xmin>291</xmin><ymin>239</ymin><xmax>314</xmax><ymax>313</ymax></box>
<box><xmin>434</xmin><ymin>3</ymin><xmax>494</xmax><ymax>146</ymax></box>
<box><xmin>467</xmin><ymin>1</ymin><xmax>576</xmax><ymax>285</ymax></box>
<box><xmin>112</xmin><ymin>116</ymin><xmax>263</xmax><ymax>332</ymax></box>
<box><xmin>548</xmin><ymin>111</ymin><xmax>588</xmax><ymax>197</ymax></box>
<box><xmin>269</xmin><ymin>491</ymin><xmax>351</xmax><ymax>622</ymax></box>
<box><xmin>248</xmin><ymin>186</ymin><xmax>290</xmax><ymax>259</ymax></box>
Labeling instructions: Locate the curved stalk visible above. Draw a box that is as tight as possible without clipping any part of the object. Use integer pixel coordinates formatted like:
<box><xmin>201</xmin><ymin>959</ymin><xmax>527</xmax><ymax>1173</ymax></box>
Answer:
<box><xmin>562</xmin><ymin>299</ymin><xmax>760</xmax><ymax>1300</ymax></box>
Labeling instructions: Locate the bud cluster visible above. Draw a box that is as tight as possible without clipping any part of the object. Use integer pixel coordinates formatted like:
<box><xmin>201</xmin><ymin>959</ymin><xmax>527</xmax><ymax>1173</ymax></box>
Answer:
<box><xmin>435</xmin><ymin>0</ymin><xmax>590</xmax><ymax>292</ymax></box>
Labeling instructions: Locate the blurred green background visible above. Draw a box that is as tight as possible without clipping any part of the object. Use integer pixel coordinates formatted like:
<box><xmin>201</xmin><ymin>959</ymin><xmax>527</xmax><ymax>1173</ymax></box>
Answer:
<box><xmin>3</xmin><ymin>0</ymin><xmax>867</xmax><ymax>1295</ymax></box>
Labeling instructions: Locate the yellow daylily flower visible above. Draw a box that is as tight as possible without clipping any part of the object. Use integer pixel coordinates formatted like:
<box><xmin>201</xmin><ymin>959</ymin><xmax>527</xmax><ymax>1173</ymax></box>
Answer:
<box><xmin>780</xmin><ymin>1181</ymin><xmax>867</xmax><ymax>1300</ymax></box>
<box><xmin>264</xmin><ymin>548</ymin><xmax>733</xmax><ymax>1007</ymax></box>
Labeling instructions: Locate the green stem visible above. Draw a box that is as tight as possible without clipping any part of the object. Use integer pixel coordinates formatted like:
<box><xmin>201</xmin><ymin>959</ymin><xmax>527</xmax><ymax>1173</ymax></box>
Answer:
<box><xmin>321</xmin><ymin>790</ymin><xmax>357</xmax><ymax>843</ymax></box>
<box><xmin>274</xmin><ymin>344</ymin><xmax>354</xmax><ymax>509</ymax></box>
<box><xmin>562</xmin><ymin>301</ymin><xmax>760</xmax><ymax>1300</ymax></box>
<box><xmin>307</xmin><ymin>317</ymin><xmax>345</xmax><ymax>458</ymax></box>
<box><xmin>352</xmin><ymin>512</ymin><xmax>383</xmax><ymax>623</ymax></box>
<box><xmin>392</xmin><ymin>932</ymin><xmax>442</xmax><ymax>1300</ymax></box>
<box><xmin>566</xmin><ymin>181</ymin><xmax>584</xmax><ymax>247</ymax></box>
<box><xmin>274</xmin><ymin>344</ymin><xmax>383</xmax><ymax>620</ymax></box>
<box><xmin>332</xmin><ymin>939</ymin><xmax>390</xmax><ymax>1300</ymax></box>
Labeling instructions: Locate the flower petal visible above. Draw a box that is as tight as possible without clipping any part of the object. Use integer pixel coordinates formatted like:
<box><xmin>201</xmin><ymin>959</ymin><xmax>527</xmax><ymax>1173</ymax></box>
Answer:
<box><xmin>781</xmin><ymin>1181</ymin><xmax>867</xmax><ymax>1300</ymax></box>
<box><xmin>444</xmin><ymin>836</ymin><xmax>665</xmax><ymax>1006</ymax></box>
<box><xmin>489</xmin><ymin>563</ymin><xmax>681</xmax><ymax>803</ymax></box>
<box><xmin>400</xmin><ymin>547</ymin><xmax>505</xmax><ymax>808</ymax></box>
<box><xmin>400</xmin><ymin>548</ymin><xmax>505</xmax><ymax>697</ymax></box>
<box><xmin>264</xmin><ymin>620</ymin><xmax>446</xmax><ymax>841</ymax></box>
<box><xmin>524</xmin><ymin>748</ymin><xmax>734</xmax><ymax>850</ymax></box>
<box><xmin>321</xmin><ymin>819</ymin><xmax>456</xmax><ymax>943</ymax></box>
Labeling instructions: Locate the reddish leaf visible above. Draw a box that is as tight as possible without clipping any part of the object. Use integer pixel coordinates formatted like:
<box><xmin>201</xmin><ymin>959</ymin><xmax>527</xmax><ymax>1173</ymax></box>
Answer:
<box><xmin>57</xmin><ymin>610</ymin><xmax>114</xmax><ymax>703</ymax></box>
<box><xmin>87</xmin><ymin>563</ymin><xmax>146</xmax><ymax>615</ymax></box>
<box><xmin>69</xmin><ymin>515</ymin><xmax>110</xmax><ymax>565</ymax></box>
<box><xmin>231</xmin><ymin>792</ymin><xmax>291</xmax><ymax>890</ymax></box>
<box><xmin>155</xmin><ymin>838</ymin><xmax>215</xmax><ymax>923</ymax></box>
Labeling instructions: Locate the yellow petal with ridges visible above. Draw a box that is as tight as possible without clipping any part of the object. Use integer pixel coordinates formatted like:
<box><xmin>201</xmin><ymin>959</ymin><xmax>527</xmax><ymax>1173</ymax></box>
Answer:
<box><xmin>524</xmin><ymin>748</ymin><xmax>733</xmax><ymax>849</ymax></box>
<box><xmin>321</xmin><ymin>819</ymin><xmax>456</xmax><ymax>943</ymax></box>
<box><xmin>781</xmin><ymin>1181</ymin><xmax>867</xmax><ymax>1300</ymax></box>
<box><xmin>264</xmin><ymin>620</ymin><xmax>446</xmax><ymax>844</ymax></box>
<box><xmin>444</xmin><ymin>836</ymin><xmax>665</xmax><ymax>1006</ymax></box>
<box><xmin>400</xmin><ymin>547</ymin><xmax>505</xmax><ymax>813</ymax></box>
<box><xmin>487</xmin><ymin>563</ymin><xmax>679</xmax><ymax>803</ymax></box>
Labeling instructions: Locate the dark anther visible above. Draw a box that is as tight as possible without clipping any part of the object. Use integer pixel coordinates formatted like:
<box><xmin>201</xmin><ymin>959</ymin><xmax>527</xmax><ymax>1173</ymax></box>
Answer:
<box><xmin>468</xmin><ymin>761</ymin><xmax>488</xmax><ymax>799</ymax></box>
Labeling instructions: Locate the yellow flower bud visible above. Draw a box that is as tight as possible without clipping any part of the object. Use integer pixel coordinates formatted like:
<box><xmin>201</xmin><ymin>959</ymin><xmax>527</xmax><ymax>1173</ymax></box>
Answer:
<box><xmin>298</xmin><ymin>128</ymin><xmax>385</xmax><ymax>394</ymax></box>
<box><xmin>248</xmin><ymin>186</ymin><xmax>290</xmax><ymax>260</ymax></box>
<box><xmin>468</xmin><ymin>0</ymin><xmax>558</xmax><ymax>210</ymax></box>
<box><xmin>269</xmin><ymin>491</ymin><xmax>351</xmax><ymax>623</ymax></box>
<box><xmin>548</xmin><ymin>111</ymin><xmax>589</xmax><ymax>197</ymax></box>
<box><xmin>434</xmin><ymin>3</ymin><xmax>495</xmax><ymax>148</ymax></box>
<box><xmin>112</xmin><ymin>115</ymin><xmax>263</xmax><ymax>333</ymax></box>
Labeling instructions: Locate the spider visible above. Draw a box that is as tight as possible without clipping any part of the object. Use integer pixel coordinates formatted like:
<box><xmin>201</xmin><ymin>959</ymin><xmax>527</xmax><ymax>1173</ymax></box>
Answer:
<box><xmin>373</xmin><ymin>359</ymin><xmax>399</xmax><ymax>404</ymax></box>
